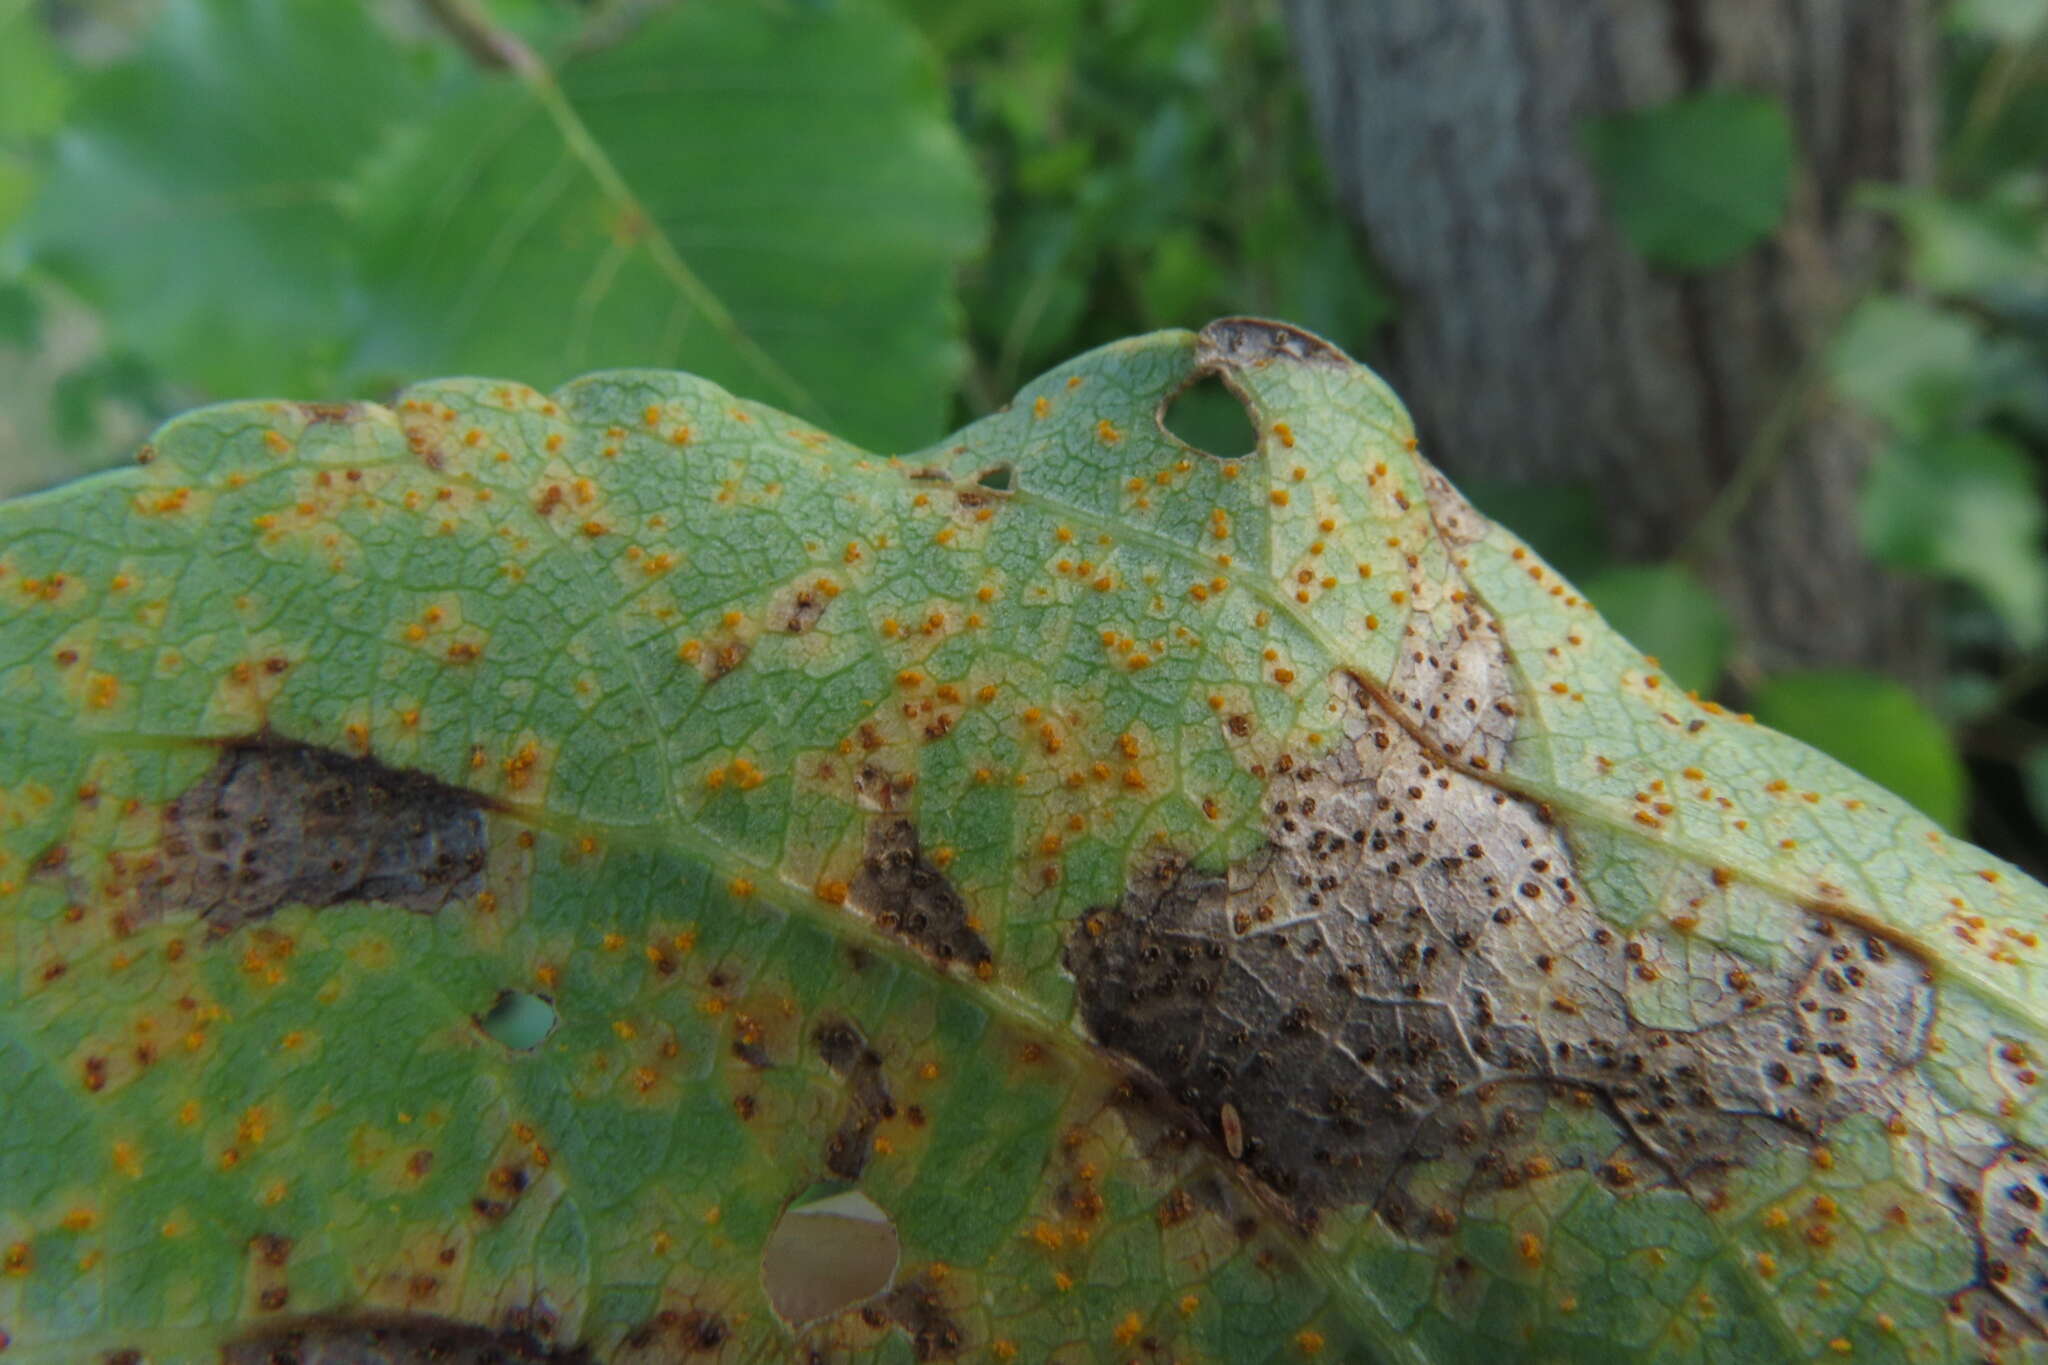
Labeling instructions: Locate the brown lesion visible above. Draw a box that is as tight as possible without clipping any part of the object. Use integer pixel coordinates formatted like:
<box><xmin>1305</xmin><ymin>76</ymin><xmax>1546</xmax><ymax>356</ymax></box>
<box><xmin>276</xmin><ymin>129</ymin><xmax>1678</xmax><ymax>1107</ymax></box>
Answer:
<box><xmin>813</xmin><ymin>1016</ymin><xmax>895</xmax><ymax>1181</ymax></box>
<box><xmin>1950</xmin><ymin>1145</ymin><xmax>2048</xmax><ymax>1348</ymax></box>
<box><xmin>221</xmin><ymin>1311</ymin><xmax>595</xmax><ymax>1363</ymax></box>
<box><xmin>1067</xmin><ymin>673</ymin><xmax>1950</xmax><ymax>1234</ymax></box>
<box><xmin>615</xmin><ymin>1307</ymin><xmax>731</xmax><ymax>1359</ymax></box>
<box><xmin>847</xmin><ymin>818</ymin><xmax>992</xmax><ymax>973</ymax></box>
<box><xmin>1195</xmin><ymin>317</ymin><xmax>1353</xmax><ymax>372</ymax></box>
<box><xmin>878</xmin><ymin>1273</ymin><xmax>965</xmax><ymax>1361</ymax></box>
<box><xmin>131</xmin><ymin>734</ymin><xmax>491</xmax><ymax>936</ymax></box>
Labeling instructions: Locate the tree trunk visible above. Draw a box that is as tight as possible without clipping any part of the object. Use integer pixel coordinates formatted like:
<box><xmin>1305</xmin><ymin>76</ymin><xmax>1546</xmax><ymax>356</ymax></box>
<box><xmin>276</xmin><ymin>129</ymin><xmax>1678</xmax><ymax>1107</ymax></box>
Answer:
<box><xmin>1284</xmin><ymin>0</ymin><xmax>1935</xmax><ymax>683</ymax></box>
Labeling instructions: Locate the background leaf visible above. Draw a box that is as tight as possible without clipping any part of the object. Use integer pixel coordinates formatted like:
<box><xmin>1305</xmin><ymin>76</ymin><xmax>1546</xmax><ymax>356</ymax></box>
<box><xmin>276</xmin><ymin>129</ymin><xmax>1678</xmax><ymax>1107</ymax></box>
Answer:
<box><xmin>19</xmin><ymin>0</ymin><xmax>985</xmax><ymax>451</ymax></box>
<box><xmin>1861</xmin><ymin>431</ymin><xmax>2048</xmax><ymax>646</ymax></box>
<box><xmin>1581</xmin><ymin>89</ymin><xmax>1794</xmax><ymax>271</ymax></box>
<box><xmin>1579</xmin><ymin>562</ymin><xmax>1734</xmax><ymax>693</ymax></box>
<box><xmin>1750</xmin><ymin>668</ymin><xmax>1970</xmax><ymax>830</ymax></box>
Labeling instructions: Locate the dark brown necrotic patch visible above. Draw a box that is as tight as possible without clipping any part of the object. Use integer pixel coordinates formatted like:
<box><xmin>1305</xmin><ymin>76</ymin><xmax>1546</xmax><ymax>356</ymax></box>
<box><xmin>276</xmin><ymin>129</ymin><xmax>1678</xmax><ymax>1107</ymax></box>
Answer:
<box><xmin>814</xmin><ymin>1016</ymin><xmax>894</xmax><ymax>1180</ymax></box>
<box><xmin>1194</xmin><ymin>317</ymin><xmax>1352</xmax><ymax>371</ymax></box>
<box><xmin>223</xmin><ymin>1312</ymin><xmax>593</xmax><ymax>1364</ymax></box>
<box><xmin>1959</xmin><ymin>1145</ymin><xmax>2048</xmax><ymax>1341</ymax></box>
<box><xmin>616</xmin><ymin>1307</ymin><xmax>730</xmax><ymax>1358</ymax></box>
<box><xmin>880</xmin><ymin>1274</ymin><xmax>964</xmax><ymax>1361</ymax></box>
<box><xmin>849</xmin><ymin>819</ymin><xmax>991</xmax><ymax>970</ymax></box>
<box><xmin>141</xmin><ymin>736</ymin><xmax>488</xmax><ymax>934</ymax></box>
<box><xmin>1066</xmin><ymin>676</ymin><xmax>1938</xmax><ymax>1227</ymax></box>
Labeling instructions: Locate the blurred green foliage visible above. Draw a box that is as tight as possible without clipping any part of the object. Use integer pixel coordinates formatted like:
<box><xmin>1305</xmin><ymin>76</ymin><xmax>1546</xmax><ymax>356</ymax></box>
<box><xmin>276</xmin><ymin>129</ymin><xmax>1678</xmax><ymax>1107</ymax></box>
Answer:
<box><xmin>1582</xmin><ymin>90</ymin><xmax>1794</xmax><ymax>271</ymax></box>
<box><xmin>0</xmin><ymin>0</ymin><xmax>2044</xmax><ymax>867</ymax></box>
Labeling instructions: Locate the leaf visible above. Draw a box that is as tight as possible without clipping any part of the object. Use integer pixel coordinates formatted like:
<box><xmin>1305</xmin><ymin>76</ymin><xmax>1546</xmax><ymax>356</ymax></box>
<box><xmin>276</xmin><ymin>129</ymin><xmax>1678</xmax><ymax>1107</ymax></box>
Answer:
<box><xmin>1458</xmin><ymin>479</ymin><xmax>1611</xmax><ymax>585</ymax></box>
<box><xmin>16</xmin><ymin>0</ymin><xmax>984</xmax><ymax>451</ymax></box>
<box><xmin>0</xmin><ymin>0</ymin><xmax>69</xmax><ymax>235</ymax></box>
<box><xmin>1861</xmin><ymin>431</ymin><xmax>2048</xmax><ymax>646</ymax></box>
<box><xmin>1949</xmin><ymin>0</ymin><xmax>2048</xmax><ymax>41</ymax></box>
<box><xmin>1749</xmin><ymin>670</ymin><xmax>1969</xmax><ymax>832</ymax></box>
<box><xmin>1862</xmin><ymin>180</ymin><xmax>2048</xmax><ymax>327</ymax></box>
<box><xmin>3</xmin><ymin>319</ymin><xmax>2047</xmax><ymax>1363</ymax></box>
<box><xmin>1581</xmin><ymin>90</ymin><xmax>1794</xmax><ymax>271</ymax></box>
<box><xmin>18</xmin><ymin>0</ymin><xmax>429</xmax><ymax>398</ymax></box>
<box><xmin>1826</xmin><ymin>292</ymin><xmax>2048</xmax><ymax>441</ymax></box>
<box><xmin>1579</xmin><ymin>562</ymin><xmax>1734</xmax><ymax>695</ymax></box>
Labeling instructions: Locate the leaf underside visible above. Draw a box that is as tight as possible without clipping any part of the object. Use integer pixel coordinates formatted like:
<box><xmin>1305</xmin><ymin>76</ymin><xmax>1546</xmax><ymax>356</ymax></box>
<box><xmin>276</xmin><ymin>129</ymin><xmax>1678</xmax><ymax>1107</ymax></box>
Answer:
<box><xmin>3</xmin><ymin>319</ymin><xmax>2048</xmax><ymax>1364</ymax></box>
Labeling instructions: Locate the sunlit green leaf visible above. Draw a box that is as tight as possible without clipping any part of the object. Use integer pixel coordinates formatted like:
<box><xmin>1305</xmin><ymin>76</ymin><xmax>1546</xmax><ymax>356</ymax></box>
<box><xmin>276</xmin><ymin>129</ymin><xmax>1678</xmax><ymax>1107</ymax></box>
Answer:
<box><xmin>19</xmin><ymin>0</ymin><xmax>984</xmax><ymax>451</ymax></box>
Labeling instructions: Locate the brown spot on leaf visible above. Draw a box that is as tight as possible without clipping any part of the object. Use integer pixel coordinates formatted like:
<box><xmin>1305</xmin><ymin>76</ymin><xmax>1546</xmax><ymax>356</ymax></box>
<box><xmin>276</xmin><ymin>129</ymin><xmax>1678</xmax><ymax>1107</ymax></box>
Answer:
<box><xmin>1066</xmin><ymin>675</ymin><xmax>1942</xmax><ymax>1229</ymax></box>
<box><xmin>848</xmin><ymin>819</ymin><xmax>992</xmax><ymax>971</ymax></box>
<box><xmin>814</xmin><ymin>1017</ymin><xmax>894</xmax><ymax>1180</ymax></box>
<box><xmin>616</xmin><ymin>1308</ymin><xmax>730</xmax><ymax>1358</ymax></box>
<box><xmin>138</xmin><ymin>736</ymin><xmax>489</xmax><ymax>935</ymax></box>
<box><xmin>222</xmin><ymin>1312</ymin><xmax>593</xmax><ymax>1363</ymax></box>
<box><xmin>777</xmin><ymin>584</ymin><xmax>830</xmax><ymax>635</ymax></box>
<box><xmin>1195</xmin><ymin>316</ymin><xmax>1351</xmax><ymax>372</ymax></box>
<box><xmin>296</xmin><ymin>403</ymin><xmax>357</xmax><ymax>425</ymax></box>
<box><xmin>882</xmin><ymin>1274</ymin><xmax>964</xmax><ymax>1361</ymax></box>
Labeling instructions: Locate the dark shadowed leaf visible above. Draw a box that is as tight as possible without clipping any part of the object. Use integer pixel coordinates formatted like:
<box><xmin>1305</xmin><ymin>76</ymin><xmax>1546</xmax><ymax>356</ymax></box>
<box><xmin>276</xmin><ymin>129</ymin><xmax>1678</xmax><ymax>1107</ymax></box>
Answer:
<box><xmin>1581</xmin><ymin>90</ymin><xmax>1794</xmax><ymax>271</ymax></box>
<box><xmin>1580</xmin><ymin>562</ymin><xmax>1733</xmax><ymax>693</ymax></box>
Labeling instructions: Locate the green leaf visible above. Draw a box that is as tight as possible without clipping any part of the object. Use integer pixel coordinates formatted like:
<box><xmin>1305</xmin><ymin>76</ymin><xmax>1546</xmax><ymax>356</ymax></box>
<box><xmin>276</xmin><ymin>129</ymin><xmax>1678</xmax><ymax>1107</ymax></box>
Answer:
<box><xmin>1863</xmin><ymin>180</ymin><xmax>2048</xmax><ymax>320</ymax></box>
<box><xmin>1826</xmin><ymin>292</ymin><xmax>2046</xmax><ymax>438</ymax></box>
<box><xmin>1949</xmin><ymin>0</ymin><xmax>2048</xmax><ymax>41</ymax></box>
<box><xmin>17</xmin><ymin>0</ymin><xmax>430</xmax><ymax>397</ymax></box>
<box><xmin>1750</xmin><ymin>669</ymin><xmax>1969</xmax><ymax>832</ymax></box>
<box><xmin>3</xmin><ymin>319</ymin><xmax>2046</xmax><ymax>1362</ymax></box>
<box><xmin>18</xmin><ymin>0</ymin><xmax>984</xmax><ymax>450</ymax></box>
<box><xmin>1459</xmin><ymin>479</ymin><xmax>1611</xmax><ymax>584</ymax></box>
<box><xmin>1579</xmin><ymin>562</ymin><xmax>1734</xmax><ymax>694</ymax></box>
<box><xmin>0</xmin><ymin>0</ymin><xmax>68</xmax><ymax>142</ymax></box>
<box><xmin>1861</xmin><ymin>431</ymin><xmax>2048</xmax><ymax>645</ymax></box>
<box><xmin>1581</xmin><ymin>89</ymin><xmax>1794</xmax><ymax>271</ymax></box>
<box><xmin>0</xmin><ymin>0</ymin><xmax>69</xmax><ymax>235</ymax></box>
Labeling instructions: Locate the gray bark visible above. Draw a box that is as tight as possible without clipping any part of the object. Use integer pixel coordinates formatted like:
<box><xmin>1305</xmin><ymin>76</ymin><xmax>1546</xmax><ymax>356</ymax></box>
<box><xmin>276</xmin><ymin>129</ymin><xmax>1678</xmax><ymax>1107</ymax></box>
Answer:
<box><xmin>1285</xmin><ymin>0</ymin><xmax>1935</xmax><ymax>682</ymax></box>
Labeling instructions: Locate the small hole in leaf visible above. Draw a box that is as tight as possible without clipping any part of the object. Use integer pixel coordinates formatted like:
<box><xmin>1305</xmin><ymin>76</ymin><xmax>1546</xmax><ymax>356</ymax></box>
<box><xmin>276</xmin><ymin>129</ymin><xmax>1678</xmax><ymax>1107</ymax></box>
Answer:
<box><xmin>1162</xmin><ymin>373</ymin><xmax>1257</xmax><ymax>459</ymax></box>
<box><xmin>477</xmin><ymin>990</ymin><xmax>557</xmax><ymax>1051</ymax></box>
<box><xmin>761</xmin><ymin>1186</ymin><xmax>900</xmax><ymax>1327</ymax></box>
<box><xmin>974</xmin><ymin>463</ymin><xmax>1013</xmax><ymax>492</ymax></box>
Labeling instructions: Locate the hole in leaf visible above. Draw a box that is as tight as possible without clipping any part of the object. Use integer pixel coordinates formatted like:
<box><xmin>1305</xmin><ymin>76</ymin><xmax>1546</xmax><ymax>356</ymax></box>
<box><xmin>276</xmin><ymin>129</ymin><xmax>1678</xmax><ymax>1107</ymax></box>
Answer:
<box><xmin>477</xmin><ymin>989</ymin><xmax>557</xmax><ymax>1051</ymax></box>
<box><xmin>974</xmin><ymin>463</ymin><xmax>1013</xmax><ymax>492</ymax></box>
<box><xmin>761</xmin><ymin>1186</ymin><xmax>900</xmax><ymax>1327</ymax></box>
<box><xmin>1162</xmin><ymin>372</ymin><xmax>1257</xmax><ymax>459</ymax></box>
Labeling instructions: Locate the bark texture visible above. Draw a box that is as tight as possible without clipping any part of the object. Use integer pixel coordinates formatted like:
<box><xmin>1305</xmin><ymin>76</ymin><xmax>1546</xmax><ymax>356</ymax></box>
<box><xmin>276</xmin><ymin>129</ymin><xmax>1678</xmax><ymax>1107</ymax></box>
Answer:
<box><xmin>1285</xmin><ymin>0</ymin><xmax>1935</xmax><ymax>680</ymax></box>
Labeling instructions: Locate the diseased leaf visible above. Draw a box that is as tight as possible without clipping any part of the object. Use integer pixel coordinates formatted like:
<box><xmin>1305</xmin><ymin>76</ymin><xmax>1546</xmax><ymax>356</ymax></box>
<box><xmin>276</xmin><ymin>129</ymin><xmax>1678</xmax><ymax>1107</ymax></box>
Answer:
<box><xmin>1581</xmin><ymin>90</ymin><xmax>1794</xmax><ymax>271</ymax></box>
<box><xmin>4</xmin><ymin>319</ymin><xmax>2048</xmax><ymax>1363</ymax></box>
